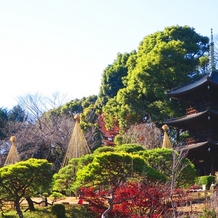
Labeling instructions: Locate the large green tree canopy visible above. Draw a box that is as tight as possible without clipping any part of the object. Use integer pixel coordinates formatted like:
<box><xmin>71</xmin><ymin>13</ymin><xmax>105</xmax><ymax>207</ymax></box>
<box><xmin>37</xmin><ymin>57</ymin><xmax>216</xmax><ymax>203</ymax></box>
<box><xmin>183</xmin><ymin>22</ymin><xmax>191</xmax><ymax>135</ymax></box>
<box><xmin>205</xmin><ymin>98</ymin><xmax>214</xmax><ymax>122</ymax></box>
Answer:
<box><xmin>74</xmin><ymin>152</ymin><xmax>166</xmax><ymax>190</ymax></box>
<box><xmin>96</xmin><ymin>52</ymin><xmax>133</xmax><ymax>109</ymax></box>
<box><xmin>53</xmin><ymin>147</ymin><xmax>167</xmax><ymax>196</ymax></box>
<box><xmin>53</xmin><ymin>154</ymin><xmax>94</xmax><ymax>194</ymax></box>
<box><xmin>52</xmin><ymin>95</ymin><xmax>97</xmax><ymax>115</ymax></box>
<box><xmin>0</xmin><ymin>158</ymin><xmax>52</xmax><ymax>218</ymax></box>
<box><xmin>102</xmin><ymin>25</ymin><xmax>209</xmax><ymax>129</ymax></box>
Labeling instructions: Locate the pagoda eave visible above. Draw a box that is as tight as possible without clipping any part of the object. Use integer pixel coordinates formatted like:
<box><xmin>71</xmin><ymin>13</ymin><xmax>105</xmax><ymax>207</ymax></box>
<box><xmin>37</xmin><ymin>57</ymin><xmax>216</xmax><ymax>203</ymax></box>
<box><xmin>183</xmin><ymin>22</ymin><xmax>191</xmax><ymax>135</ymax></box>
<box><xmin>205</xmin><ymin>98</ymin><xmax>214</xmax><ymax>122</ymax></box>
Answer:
<box><xmin>180</xmin><ymin>140</ymin><xmax>218</xmax><ymax>168</ymax></box>
<box><xmin>180</xmin><ymin>141</ymin><xmax>209</xmax><ymax>151</ymax></box>
<box><xmin>168</xmin><ymin>70</ymin><xmax>218</xmax><ymax>98</ymax></box>
<box><xmin>165</xmin><ymin>110</ymin><xmax>207</xmax><ymax>127</ymax></box>
<box><xmin>167</xmin><ymin>74</ymin><xmax>208</xmax><ymax>97</ymax></box>
<box><xmin>165</xmin><ymin>109</ymin><xmax>218</xmax><ymax>128</ymax></box>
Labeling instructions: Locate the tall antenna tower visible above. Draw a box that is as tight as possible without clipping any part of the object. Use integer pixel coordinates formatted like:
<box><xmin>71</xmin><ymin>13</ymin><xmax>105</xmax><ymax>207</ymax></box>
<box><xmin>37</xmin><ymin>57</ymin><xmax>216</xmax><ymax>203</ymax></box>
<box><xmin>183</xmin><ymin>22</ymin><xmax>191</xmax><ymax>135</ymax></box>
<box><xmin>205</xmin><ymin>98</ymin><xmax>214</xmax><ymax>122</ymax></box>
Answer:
<box><xmin>62</xmin><ymin>114</ymin><xmax>91</xmax><ymax>167</ymax></box>
<box><xmin>4</xmin><ymin>136</ymin><xmax>20</xmax><ymax>166</ymax></box>
<box><xmin>210</xmin><ymin>28</ymin><xmax>216</xmax><ymax>72</ymax></box>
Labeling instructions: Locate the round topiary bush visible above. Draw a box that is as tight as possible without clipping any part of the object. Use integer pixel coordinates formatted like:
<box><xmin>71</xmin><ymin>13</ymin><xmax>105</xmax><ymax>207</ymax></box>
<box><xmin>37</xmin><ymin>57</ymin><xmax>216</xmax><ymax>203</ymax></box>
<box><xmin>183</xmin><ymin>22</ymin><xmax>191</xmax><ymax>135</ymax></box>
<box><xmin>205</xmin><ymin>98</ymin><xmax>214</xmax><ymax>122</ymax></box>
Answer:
<box><xmin>51</xmin><ymin>204</ymin><xmax>66</xmax><ymax>218</ymax></box>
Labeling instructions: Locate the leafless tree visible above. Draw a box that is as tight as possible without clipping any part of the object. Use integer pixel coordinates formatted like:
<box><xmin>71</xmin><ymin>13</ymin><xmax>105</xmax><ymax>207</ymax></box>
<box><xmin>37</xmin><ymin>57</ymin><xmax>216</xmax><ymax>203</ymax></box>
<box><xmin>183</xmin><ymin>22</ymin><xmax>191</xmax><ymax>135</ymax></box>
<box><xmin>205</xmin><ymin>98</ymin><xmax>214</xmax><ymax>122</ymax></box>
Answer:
<box><xmin>45</xmin><ymin>92</ymin><xmax>68</xmax><ymax>110</ymax></box>
<box><xmin>120</xmin><ymin>122</ymin><xmax>162</xmax><ymax>149</ymax></box>
<box><xmin>1</xmin><ymin>93</ymin><xmax>101</xmax><ymax>171</ymax></box>
<box><xmin>168</xmin><ymin>148</ymin><xmax>189</xmax><ymax>218</ymax></box>
<box><xmin>19</xmin><ymin>113</ymin><xmax>75</xmax><ymax>171</ymax></box>
<box><xmin>16</xmin><ymin>92</ymin><xmax>68</xmax><ymax>123</ymax></box>
<box><xmin>0</xmin><ymin>93</ymin><xmax>76</xmax><ymax>172</ymax></box>
<box><xmin>0</xmin><ymin>113</ymin><xmax>75</xmax><ymax>172</ymax></box>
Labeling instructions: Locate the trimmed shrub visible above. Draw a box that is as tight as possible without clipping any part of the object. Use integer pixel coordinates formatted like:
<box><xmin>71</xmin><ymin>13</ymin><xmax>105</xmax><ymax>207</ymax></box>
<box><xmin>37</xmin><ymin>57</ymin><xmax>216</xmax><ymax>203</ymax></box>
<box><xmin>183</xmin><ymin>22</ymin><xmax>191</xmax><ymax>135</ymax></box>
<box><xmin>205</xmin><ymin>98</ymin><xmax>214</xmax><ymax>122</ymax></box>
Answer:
<box><xmin>51</xmin><ymin>204</ymin><xmax>65</xmax><ymax>218</ymax></box>
<box><xmin>196</xmin><ymin>175</ymin><xmax>216</xmax><ymax>189</ymax></box>
<box><xmin>114</xmin><ymin>144</ymin><xmax>145</xmax><ymax>153</ymax></box>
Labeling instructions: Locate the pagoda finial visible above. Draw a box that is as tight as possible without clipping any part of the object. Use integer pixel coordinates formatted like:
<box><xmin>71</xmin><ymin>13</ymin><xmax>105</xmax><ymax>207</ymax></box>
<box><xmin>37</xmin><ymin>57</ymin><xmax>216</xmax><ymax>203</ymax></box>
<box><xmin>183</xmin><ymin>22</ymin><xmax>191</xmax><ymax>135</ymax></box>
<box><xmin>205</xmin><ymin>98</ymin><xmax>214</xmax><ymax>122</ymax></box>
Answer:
<box><xmin>210</xmin><ymin>28</ymin><xmax>215</xmax><ymax>72</ymax></box>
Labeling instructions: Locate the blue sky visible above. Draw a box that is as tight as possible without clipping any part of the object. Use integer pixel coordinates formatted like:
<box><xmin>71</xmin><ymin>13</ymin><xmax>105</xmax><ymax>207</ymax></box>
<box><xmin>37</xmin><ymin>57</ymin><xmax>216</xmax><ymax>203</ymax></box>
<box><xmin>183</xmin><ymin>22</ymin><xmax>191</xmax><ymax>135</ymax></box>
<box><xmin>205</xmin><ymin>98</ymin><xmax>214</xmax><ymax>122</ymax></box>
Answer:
<box><xmin>0</xmin><ymin>0</ymin><xmax>218</xmax><ymax>109</ymax></box>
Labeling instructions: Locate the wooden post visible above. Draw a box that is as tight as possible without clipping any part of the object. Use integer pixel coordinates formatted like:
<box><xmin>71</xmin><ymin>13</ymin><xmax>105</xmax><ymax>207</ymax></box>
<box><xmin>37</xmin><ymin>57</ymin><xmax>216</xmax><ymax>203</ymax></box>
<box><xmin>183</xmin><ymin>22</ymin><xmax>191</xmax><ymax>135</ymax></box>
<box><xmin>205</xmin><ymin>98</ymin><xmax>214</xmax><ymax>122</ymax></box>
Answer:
<box><xmin>190</xmin><ymin>201</ymin><xmax>192</xmax><ymax>212</ymax></box>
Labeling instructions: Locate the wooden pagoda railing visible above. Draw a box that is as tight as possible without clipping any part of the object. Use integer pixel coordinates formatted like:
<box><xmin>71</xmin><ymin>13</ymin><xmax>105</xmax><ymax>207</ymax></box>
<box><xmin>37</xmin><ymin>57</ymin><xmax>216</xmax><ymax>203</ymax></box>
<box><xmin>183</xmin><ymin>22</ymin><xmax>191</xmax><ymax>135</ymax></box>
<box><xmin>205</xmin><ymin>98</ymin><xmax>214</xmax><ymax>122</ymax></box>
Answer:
<box><xmin>184</xmin><ymin>132</ymin><xmax>218</xmax><ymax>146</ymax></box>
<box><xmin>186</xmin><ymin>103</ymin><xmax>218</xmax><ymax>115</ymax></box>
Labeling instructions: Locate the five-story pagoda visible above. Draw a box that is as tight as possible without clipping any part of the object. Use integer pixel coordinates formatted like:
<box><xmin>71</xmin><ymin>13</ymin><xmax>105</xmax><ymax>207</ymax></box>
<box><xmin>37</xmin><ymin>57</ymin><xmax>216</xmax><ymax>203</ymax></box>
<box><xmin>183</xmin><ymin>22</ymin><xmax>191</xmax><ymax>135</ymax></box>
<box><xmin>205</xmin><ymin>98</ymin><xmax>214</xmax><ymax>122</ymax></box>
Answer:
<box><xmin>165</xmin><ymin>29</ymin><xmax>218</xmax><ymax>176</ymax></box>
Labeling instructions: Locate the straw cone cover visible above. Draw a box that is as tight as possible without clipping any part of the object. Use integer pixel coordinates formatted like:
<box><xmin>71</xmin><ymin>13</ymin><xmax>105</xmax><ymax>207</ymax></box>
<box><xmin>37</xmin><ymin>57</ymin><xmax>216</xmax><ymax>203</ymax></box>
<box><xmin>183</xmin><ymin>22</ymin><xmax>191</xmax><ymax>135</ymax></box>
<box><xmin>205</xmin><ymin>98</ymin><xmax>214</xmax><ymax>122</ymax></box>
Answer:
<box><xmin>162</xmin><ymin>124</ymin><xmax>172</xmax><ymax>149</ymax></box>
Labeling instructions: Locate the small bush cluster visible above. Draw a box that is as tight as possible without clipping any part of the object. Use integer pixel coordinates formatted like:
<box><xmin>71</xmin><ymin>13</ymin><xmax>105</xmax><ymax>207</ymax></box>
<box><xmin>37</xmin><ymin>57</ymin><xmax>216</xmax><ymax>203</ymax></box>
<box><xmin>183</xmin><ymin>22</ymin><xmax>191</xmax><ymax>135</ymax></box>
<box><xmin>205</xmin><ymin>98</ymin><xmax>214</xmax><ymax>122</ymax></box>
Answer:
<box><xmin>199</xmin><ymin>208</ymin><xmax>216</xmax><ymax>218</ymax></box>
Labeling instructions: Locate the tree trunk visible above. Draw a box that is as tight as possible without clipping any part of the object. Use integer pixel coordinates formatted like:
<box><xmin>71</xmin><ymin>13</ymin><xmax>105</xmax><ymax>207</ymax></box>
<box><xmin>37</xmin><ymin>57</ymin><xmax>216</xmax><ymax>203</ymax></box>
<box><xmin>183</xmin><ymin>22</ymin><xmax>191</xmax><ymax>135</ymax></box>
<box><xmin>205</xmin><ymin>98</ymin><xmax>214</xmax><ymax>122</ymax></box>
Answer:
<box><xmin>101</xmin><ymin>198</ymin><xmax>113</xmax><ymax>218</ymax></box>
<box><xmin>101</xmin><ymin>207</ymin><xmax>110</xmax><ymax>218</ymax></box>
<box><xmin>45</xmin><ymin>197</ymin><xmax>48</xmax><ymax>206</ymax></box>
<box><xmin>14</xmin><ymin>199</ymin><xmax>23</xmax><ymax>218</ymax></box>
<box><xmin>25</xmin><ymin>196</ymin><xmax>35</xmax><ymax>211</ymax></box>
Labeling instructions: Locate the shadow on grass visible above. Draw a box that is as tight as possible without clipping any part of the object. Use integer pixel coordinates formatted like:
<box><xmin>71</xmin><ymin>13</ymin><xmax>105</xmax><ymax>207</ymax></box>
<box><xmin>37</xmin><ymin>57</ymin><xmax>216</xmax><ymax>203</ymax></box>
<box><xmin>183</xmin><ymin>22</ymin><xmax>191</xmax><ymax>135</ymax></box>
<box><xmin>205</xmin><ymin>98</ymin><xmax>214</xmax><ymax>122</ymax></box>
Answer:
<box><xmin>70</xmin><ymin>205</ymin><xmax>98</xmax><ymax>218</ymax></box>
<box><xmin>0</xmin><ymin>205</ymin><xmax>98</xmax><ymax>218</ymax></box>
<box><xmin>0</xmin><ymin>208</ymin><xmax>53</xmax><ymax>218</ymax></box>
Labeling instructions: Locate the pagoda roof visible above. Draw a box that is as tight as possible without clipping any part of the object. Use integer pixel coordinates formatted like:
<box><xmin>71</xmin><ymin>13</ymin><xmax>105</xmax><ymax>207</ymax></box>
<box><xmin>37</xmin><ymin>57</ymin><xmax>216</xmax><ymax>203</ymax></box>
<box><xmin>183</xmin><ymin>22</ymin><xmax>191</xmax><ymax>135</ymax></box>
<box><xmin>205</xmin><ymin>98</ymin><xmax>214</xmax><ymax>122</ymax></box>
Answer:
<box><xmin>167</xmin><ymin>70</ymin><xmax>218</xmax><ymax>97</ymax></box>
<box><xmin>165</xmin><ymin>108</ymin><xmax>218</xmax><ymax>127</ymax></box>
<box><xmin>179</xmin><ymin>140</ymin><xmax>218</xmax><ymax>171</ymax></box>
<box><xmin>181</xmin><ymin>141</ymin><xmax>208</xmax><ymax>151</ymax></box>
<box><xmin>180</xmin><ymin>140</ymin><xmax>218</xmax><ymax>151</ymax></box>
<box><xmin>210</xmin><ymin>69</ymin><xmax>218</xmax><ymax>84</ymax></box>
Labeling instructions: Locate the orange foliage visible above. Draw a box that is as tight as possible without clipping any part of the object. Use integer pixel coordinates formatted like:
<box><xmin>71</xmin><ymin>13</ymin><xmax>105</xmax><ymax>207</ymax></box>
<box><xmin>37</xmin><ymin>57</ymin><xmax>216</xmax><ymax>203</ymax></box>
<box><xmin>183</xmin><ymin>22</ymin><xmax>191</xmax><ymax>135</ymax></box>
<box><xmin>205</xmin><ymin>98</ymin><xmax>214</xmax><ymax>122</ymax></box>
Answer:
<box><xmin>97</xmin><ymin>114</ymin><xmax>119</xmax><ymax>146</ymax></box>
